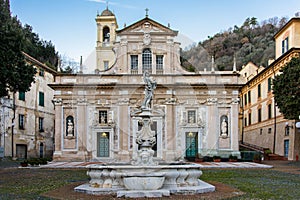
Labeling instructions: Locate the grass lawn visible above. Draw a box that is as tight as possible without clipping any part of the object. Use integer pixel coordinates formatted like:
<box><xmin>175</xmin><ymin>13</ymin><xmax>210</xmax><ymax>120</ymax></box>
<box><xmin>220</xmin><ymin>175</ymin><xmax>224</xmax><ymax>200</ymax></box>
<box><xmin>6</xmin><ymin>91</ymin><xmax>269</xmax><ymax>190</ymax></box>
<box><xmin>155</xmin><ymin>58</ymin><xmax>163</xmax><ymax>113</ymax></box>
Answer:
<box><xmin>0</xmin><ymin>168</ymin><xmax>88</xmax><ymax>199</ymax></box>
<box><xmin>0</xmin><ymin>166</ymin><xmax>299</xmax><ymax>199</ymax></box>
<box><xmin>201</xmin><ymin>168</ymin><xmax>300</xmax><ymax>199</ymax></box>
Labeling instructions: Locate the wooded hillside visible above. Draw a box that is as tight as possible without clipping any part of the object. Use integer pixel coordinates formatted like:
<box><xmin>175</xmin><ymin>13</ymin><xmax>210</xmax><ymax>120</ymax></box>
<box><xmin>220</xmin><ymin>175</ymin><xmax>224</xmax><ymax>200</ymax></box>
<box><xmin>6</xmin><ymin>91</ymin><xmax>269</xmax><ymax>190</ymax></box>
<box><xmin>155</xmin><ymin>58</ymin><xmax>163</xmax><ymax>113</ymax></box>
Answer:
<box><xmin>181</xmin><ymin>16</ymin><xmax>289</xmax><ymax>71</ymax></box>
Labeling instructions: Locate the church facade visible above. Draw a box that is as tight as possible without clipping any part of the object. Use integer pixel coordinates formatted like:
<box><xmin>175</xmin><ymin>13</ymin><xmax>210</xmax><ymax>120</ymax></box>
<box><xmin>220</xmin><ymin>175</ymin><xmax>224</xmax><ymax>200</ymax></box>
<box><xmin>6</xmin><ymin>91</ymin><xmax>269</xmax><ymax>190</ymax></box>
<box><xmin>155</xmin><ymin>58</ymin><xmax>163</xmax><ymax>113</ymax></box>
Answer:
<box><xmin>50</xmin><ymin>8</ymin><xmax>244</xmax><ymax>162</ymax></box>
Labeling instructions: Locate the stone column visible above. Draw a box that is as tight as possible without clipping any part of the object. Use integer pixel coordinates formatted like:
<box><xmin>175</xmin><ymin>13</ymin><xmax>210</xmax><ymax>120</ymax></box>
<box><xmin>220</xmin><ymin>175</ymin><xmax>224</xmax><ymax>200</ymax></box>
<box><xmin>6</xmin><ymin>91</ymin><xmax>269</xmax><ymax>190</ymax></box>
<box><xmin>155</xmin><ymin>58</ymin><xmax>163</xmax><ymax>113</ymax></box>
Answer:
<box><xmin>165</xmin><ymin>104</ymin><xmax>176</xmax><ymax>161</ymax></box>
<box><xmin>118</xmin><ymin>103</ymin><xmax>130</xmax><ymax>161</ymax></box>
<box><xmin>231</xmin><ymin>98</ymin><xmax>240</xmax><ymax>151</ymax></box>
<box><xmin>206</xmin><ymin>98</ymin><xmax>218</xmax><ymax>154</ymax></box>
<box><xmin>77</xmin><ymin>98</ymin><xmax>87</xmax><ymax>160</ymax></box>
<box><xmin>52</xmin><ymin>98</ymin><xmax>62</xmax><ymax>160</ymax></box>
<box><xmin>138</xmin><ymin>54</ymin><xmax>143</xmax><ymax>74</ymax></box>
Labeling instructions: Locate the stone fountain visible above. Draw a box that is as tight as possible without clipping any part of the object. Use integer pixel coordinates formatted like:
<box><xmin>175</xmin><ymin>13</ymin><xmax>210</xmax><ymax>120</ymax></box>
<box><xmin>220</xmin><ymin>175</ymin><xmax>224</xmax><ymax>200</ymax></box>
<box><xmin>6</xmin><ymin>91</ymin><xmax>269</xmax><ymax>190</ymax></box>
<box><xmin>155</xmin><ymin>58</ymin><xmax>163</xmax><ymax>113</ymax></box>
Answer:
<box><xmin>75</xmin><ymin>71</ymin><xmax>215</xmax><ymax>198</ymax></box>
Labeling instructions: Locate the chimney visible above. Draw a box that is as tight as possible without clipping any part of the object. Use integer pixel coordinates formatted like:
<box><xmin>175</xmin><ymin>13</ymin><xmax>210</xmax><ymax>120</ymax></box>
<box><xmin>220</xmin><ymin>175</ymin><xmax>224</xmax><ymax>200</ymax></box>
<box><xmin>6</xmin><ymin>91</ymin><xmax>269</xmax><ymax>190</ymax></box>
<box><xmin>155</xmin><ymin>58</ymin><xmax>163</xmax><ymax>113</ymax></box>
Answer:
<box><xmin>79</xmin><ymin>56</ymin><xmax>83</xmax><ymax>73</ymax></box>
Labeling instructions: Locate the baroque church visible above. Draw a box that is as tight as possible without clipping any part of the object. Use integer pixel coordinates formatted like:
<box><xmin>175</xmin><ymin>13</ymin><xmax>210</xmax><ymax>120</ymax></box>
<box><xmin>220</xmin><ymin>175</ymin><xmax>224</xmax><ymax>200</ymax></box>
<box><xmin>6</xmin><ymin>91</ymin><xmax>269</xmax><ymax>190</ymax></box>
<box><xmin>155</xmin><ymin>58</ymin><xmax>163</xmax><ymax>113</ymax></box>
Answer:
<box><xmin>50</xmin><ymin>8</ymin><xmax>244</xmax><ymax>162</ymax></box>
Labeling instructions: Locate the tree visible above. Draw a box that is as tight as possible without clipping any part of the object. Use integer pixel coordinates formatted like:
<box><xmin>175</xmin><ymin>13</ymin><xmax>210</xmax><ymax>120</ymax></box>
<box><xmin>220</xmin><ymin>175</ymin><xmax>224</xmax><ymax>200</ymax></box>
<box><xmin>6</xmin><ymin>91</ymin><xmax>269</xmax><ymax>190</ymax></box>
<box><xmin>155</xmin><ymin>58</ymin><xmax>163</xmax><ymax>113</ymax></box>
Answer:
<box><xmin>273</xmin><ymin>56</ymin><xmax>300</xmax><ymax>120</ymax></box>
<box><xmin>0</xmin><ymin>0</ymin><xmax>37</xmax><ymax>97</ymax></box>
<box><xmin>59</xmin><ymin>55</ymin><xmax>80</xmax><ymax>73</ymax></box>
<box><xmin>22</xmin><ymin>24</ymin><xmax>59</xmax><ymax>69</ymax></box>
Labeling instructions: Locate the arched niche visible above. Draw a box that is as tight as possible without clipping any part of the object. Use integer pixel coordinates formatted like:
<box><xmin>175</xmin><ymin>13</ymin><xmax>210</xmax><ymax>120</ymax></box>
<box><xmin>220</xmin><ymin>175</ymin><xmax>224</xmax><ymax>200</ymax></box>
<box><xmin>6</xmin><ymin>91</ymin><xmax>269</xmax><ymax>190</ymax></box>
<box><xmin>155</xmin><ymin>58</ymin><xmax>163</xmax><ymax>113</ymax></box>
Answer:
<box><xmin>220</xmin><ymin>115</ymin><xmax>228</xmax><ymax>137</ymax></box>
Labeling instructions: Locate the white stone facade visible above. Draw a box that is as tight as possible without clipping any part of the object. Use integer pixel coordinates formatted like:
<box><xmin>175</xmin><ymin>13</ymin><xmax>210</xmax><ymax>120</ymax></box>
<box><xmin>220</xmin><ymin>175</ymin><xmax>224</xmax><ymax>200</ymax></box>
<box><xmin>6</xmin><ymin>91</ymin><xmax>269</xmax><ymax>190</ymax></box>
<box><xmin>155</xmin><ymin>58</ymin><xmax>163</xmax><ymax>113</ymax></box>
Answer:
<box><xmin>50</xmin><ymin>10</ymin><xmax>244</xmax><ymax>162</ymax></box>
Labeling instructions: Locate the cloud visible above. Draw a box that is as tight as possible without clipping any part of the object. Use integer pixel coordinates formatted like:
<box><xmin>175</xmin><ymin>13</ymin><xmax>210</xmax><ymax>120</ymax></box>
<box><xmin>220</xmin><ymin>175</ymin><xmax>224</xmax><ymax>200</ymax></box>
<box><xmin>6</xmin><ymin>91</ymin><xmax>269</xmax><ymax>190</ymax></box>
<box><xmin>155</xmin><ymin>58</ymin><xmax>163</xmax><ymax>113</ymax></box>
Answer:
<box><xmin>87</xmin><ymin>0</ymin><xmax>139</xmax><ymax>9</ymax></box>
<box><xmin>87</xmin><ymin>0</ymin><xmax>106</xmax><ymax>3</ymax></box>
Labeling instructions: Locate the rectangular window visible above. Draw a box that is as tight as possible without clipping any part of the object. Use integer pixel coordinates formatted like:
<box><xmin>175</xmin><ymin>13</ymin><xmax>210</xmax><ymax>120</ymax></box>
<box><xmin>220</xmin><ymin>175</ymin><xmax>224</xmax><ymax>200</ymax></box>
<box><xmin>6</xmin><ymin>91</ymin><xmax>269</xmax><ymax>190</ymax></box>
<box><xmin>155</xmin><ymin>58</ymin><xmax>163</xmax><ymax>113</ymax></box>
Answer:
<box><xmin>130</xmin><ymin>55</ymin><xmax>138</xmax><ymax>73</ymax></box>
<box><xmin>248</xmin><ymin>91</ymin><xmax>251</xmax><ymax>104</ymax></box>
<box><xmin>257</xmin><ymin>84</ymin><xmax>261</xmax><ymax>98</ymax></box>
<box><xmin>244</xmin><ymin>93</ymin><xmax>247</xmax><ymax>106</ymax></box>
<box><xmin>258</xmin><ymin>108</ymin><xmax>262</xmax><ymax>122</ymax></box>
<box><xmin>244</xmin><ymin>117</ymin><xmax>247</xmax><ymax>127</ymax></box>
<box><xmin>99</xmin><ymin>110</ymin><xmax>108</xmax><ymax>124</ymax></box>
<box><xmin>104</xmin><ymin>61</ymin><xmax>109</xmax><ymax>70</ymax></box>
<box><xmin>187</xmin><ymin>110</ymin><xmax>196</xmax><ymax>123</ymax></box>
<box><xmin>39</xmin><ymin>117</ymin><xmax>44</xmax><ymax>132</ymax></box>
<box><xmin>282</xmin><ymin>37</ymin><xmax>289</xmax><ymax>54</ymax></box>
<box><xmin>156</xmin><ymin>55</ymin><xmax>163</xmax><ymax>74</ymax></box>
<box><xmin>19</xmin><ymin>114</ymin><xmax>25</xmax><ymax>129</ymax></box>
<box><xmin>248</xmin><ymin>113</ymin><xmax>251</xmax><ymax>125</ymax></box>
<box><xmin>268</xmin><ymin>78</ymin><xmax>272</xmax><ymax>92</ymax></box>
<box><xmin>268</xmin><ymin>104</ymin><xmax>272</xmax><ymax>119</ymax></box>
<box><xmin>19</xmin><ymin>92</ymin><xmax>25</xmax><ymax>101</ymax></box>
<box><xmin>39</xmin><ymin>92</ymin><xmax>44</xmax><ymax>107</ymax></box>
<box><xmin>39</xmin><ymin>68</ymin><xmax>44</xmax><ymax>77</ymax></box>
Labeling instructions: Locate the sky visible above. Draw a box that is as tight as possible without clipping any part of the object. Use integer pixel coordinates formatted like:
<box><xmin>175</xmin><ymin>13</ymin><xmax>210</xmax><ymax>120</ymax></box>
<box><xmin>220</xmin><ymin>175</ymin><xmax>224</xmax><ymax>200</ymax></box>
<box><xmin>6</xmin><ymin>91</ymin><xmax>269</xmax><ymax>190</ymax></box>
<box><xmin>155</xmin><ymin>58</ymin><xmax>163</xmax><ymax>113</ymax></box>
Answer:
<box><xmin>10</xmin><ymin>0</ymin><xmax>299</xmax><ymax>63</ymax></box>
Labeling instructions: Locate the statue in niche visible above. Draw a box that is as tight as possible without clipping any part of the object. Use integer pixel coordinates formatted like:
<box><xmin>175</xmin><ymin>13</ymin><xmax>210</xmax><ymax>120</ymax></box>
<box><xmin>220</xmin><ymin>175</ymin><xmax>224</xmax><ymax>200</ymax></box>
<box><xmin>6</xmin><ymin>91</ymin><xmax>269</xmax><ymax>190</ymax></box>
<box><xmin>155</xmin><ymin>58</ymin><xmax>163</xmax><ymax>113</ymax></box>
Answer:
<box><xmin>189</xmin><ymin>116</ymin><xmax>195</xmax><ymax>124</ymax></box>
<box><xmin>66</xmin><ymin>116</ymin><xmax>74</xmax><ymax>137</ymax></box>
<box><xmin>100</xmin><ymin>115</ymin><xmax>106</xmax><ymax>124</ymax></box>
<box><xmin>141</xmin><ymin>71</ymin><xmax>156</xmax><ymax>110</ymax></box>
<box><xmin>220</xmin><ymin>117</ymin><xmax>228</xmax><ymax>138</ymax></box>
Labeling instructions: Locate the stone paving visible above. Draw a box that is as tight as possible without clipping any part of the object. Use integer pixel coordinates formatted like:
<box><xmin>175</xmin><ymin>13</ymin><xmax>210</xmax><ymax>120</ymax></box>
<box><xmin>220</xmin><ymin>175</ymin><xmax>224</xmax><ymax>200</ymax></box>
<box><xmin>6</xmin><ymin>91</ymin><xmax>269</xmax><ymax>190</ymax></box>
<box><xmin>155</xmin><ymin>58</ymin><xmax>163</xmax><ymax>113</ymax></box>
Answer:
<box><xmin>39</xmin><ymin>161</ymin><xmax>272</xmax><ymax>169</ymax></box>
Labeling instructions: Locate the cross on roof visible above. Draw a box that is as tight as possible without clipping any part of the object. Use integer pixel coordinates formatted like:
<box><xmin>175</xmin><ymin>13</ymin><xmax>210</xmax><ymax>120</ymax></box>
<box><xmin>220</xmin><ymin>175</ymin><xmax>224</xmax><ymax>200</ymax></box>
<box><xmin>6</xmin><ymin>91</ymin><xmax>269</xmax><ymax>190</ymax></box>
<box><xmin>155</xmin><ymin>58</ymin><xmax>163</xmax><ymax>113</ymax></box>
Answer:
<box><xmin>145</xmin><ymin>8</ymin><xmax>149</xmax><ymax>18</ymax></box>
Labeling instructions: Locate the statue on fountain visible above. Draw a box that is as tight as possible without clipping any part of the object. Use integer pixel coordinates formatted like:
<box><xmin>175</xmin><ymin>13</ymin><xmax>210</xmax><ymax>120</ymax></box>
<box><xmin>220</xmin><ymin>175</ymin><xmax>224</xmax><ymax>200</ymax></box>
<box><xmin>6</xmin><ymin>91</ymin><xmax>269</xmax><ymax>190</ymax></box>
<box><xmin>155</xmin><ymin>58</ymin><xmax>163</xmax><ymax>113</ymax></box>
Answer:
<box><xmin>141</xmin><ymin>71</ymin><xmax>157</xmax><ymax>110</ymax></box>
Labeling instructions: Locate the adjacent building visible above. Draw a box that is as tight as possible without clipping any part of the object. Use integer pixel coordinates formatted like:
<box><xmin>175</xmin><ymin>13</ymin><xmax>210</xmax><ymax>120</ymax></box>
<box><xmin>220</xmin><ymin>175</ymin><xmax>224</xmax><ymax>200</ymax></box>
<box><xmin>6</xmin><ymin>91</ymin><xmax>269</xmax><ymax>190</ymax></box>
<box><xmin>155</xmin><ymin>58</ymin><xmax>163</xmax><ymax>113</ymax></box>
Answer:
<box><xmin>0</xmin><ymin>53</ymin><xmax>57</xmax><ymax>159</ymax></box>
<box><xmin>240</xmin><ymin>17</ymin><xmax>300</xmax><ymax>160</ymax></box>
<box><xmin>50</xmin><ymin>8</ymin><xmax>244</xmax><ymax>162</ymax></box>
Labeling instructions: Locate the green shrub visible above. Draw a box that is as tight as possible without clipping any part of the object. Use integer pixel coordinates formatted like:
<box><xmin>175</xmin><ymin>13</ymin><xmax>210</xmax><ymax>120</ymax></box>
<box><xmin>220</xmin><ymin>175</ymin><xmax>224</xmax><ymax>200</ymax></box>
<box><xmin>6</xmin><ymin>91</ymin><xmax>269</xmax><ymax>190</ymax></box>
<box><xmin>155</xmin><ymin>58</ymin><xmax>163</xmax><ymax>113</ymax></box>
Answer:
<box><xmin>229</xmin><ymin>155</ymin><xmax>238</xmax><ymax>160</ymax></box>
<box><xmin>253</xmin><ymin>153</ymin><xmax>262</xmax><ymax>161</ymax></box>
<box><xmin>264</xmin><ymin>149</ymin><xmax>272</xmax><ymax>155</ymax></box>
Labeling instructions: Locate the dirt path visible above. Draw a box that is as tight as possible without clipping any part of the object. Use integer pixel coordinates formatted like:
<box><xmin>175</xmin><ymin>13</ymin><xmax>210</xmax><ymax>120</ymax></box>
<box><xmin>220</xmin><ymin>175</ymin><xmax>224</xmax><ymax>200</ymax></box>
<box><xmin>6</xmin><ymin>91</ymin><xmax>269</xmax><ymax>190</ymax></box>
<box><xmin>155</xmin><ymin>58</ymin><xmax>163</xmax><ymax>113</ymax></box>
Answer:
<box><xmin>264</xmin><ymin>160</ymin><xmax>300</xmax><ymax>175</ymax></box>
<box><xmin>41</xmin><ymin>181</ymin><xmax>244</xmax><ymax>200</ymax></box>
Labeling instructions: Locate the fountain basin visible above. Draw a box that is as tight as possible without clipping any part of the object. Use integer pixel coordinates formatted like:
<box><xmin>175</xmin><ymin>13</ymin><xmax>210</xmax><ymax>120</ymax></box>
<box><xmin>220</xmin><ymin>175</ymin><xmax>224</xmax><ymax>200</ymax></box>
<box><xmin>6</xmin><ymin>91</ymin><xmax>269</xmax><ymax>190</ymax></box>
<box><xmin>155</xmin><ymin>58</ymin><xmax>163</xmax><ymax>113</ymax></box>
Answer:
<box><xmin>123</xmin><ymin>177</ymin><xmax>165</xmax><ymax>190</ymax></box>
<box><xmin>75</xmin><ymin>162</ymin><xmax>215</xmax><ymax>198</ymax></box>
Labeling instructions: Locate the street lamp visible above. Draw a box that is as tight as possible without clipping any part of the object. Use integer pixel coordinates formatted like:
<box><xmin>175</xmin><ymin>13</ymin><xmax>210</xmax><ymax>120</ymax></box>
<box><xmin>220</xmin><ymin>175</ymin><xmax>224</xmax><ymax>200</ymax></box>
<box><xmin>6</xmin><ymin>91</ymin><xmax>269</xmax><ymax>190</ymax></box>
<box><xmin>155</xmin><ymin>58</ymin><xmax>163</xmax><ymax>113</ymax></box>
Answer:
<box><xmin>285</xmin><ymin>122</ymin><xmax>293</xmax><ymax>135</ymax></box>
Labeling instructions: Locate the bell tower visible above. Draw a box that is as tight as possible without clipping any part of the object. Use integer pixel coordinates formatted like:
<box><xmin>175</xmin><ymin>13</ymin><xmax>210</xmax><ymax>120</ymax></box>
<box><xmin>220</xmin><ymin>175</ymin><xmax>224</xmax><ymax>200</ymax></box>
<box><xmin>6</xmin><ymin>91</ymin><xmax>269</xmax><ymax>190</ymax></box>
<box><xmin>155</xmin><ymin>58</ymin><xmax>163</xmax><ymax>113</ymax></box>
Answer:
<box><xmin>95</xmin><ymin>7</ymin><xmax>118</xmax><ymax>71</ymax></box>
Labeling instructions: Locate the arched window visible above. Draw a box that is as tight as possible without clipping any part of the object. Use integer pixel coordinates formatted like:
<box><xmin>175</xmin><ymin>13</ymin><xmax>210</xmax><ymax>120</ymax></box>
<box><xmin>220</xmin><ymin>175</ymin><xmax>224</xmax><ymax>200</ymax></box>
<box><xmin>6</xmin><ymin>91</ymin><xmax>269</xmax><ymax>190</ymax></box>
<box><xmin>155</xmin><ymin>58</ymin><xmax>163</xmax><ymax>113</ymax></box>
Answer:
<box><xmin>103</xmin><ymin>26</ymin><xmax>110</xmax><ymax>42</ymax></box>
<box><xmin>142</xmin><ymin>48</ymin><xmax>152</xmax><ymax>73</ymax></box>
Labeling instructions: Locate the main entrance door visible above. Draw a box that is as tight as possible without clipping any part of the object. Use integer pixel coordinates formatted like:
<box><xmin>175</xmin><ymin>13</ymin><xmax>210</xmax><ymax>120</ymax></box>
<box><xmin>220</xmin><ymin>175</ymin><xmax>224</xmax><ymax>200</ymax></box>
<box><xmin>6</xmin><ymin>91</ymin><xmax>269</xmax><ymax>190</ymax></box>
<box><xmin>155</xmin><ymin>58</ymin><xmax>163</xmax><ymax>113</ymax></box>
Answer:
<box><xmin>185</xmin><ymin>132</ymin><xmax>198</xmax><ymax>159</ymax></box>
<box><xmin>97</xmin><ymin>132</ymin><xmax>110</xmax><ymax>157</ymax></box>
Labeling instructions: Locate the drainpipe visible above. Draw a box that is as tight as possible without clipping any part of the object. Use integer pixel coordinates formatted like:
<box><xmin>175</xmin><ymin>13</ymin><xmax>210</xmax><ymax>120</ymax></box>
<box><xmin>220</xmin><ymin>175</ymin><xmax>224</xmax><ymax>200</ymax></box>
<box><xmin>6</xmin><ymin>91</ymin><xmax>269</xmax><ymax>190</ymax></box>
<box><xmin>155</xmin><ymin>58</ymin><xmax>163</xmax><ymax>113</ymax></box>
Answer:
<box><xmin>241</xmin><ymin>93</ymin><xmax>244</xmax><ymax>144</ymax></box>
<box><xmin>11</xmin><ymin>92</ymin><xmax>16</xmax><ymax>158</ymax></box>
<box><xmin>272</xmin><ymin>66</ymin><xmax>276</xmax><ymax>154</ymax></box>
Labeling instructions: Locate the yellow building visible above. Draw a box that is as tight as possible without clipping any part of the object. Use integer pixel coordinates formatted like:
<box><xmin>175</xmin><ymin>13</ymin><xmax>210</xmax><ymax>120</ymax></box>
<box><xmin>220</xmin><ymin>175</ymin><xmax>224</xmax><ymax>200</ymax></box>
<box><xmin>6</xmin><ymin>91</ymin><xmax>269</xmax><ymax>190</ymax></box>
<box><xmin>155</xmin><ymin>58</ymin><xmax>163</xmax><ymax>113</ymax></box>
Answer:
<box><xmin>240</xmin><ymin>17</ymin><xmax>300</xmax><ymax>161</ymax></box>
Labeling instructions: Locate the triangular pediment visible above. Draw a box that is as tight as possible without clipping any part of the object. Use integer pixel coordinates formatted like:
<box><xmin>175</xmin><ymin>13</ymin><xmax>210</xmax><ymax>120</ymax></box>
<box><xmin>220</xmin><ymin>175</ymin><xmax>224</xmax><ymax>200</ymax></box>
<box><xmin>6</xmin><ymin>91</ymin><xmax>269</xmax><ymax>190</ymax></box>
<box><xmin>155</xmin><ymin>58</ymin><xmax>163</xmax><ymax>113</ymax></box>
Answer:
<box><xmin>117</xmin><ymin>17</ymin><xmax>178</xmax><ymax>36</ymax></box>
